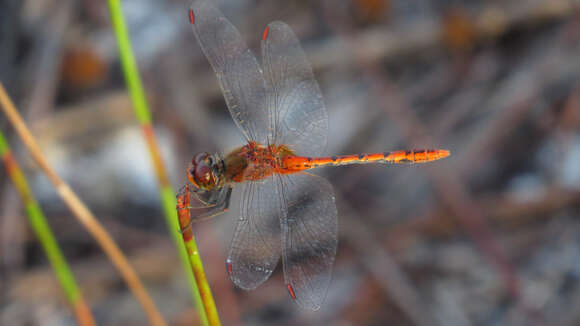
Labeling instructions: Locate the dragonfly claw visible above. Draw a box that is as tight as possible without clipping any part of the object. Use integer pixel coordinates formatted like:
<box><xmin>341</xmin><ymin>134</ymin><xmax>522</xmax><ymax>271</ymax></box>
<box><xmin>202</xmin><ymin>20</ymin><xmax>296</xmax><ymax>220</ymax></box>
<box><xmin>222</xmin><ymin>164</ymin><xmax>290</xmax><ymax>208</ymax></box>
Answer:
<box><xmin>179</xmin><ymin>220</ymin><xmax>193</xmax><ymax>234</ymax></box>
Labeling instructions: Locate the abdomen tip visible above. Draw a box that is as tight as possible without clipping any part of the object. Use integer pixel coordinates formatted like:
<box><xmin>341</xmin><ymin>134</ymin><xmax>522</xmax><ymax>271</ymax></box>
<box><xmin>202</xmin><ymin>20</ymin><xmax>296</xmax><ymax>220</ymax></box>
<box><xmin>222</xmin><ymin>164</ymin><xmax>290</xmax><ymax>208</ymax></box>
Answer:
<box><xmin>439</xmin><ymin>149</ymin><xmax>451</xmax><ymax>158</ymax></box>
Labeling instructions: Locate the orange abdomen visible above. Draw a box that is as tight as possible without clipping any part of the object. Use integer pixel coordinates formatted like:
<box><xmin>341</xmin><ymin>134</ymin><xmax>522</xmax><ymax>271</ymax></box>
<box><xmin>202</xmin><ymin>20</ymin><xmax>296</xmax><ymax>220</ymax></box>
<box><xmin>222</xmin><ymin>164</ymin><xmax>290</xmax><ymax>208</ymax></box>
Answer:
<box><xmin>225</xmin><ymin>143</ymin><xmax>450</xmax><ymax>180</ymax></box>
<box><xmin>281</xmin><ymin>149</ymin><xmax>450</xmax><ymax>173</ymax></box>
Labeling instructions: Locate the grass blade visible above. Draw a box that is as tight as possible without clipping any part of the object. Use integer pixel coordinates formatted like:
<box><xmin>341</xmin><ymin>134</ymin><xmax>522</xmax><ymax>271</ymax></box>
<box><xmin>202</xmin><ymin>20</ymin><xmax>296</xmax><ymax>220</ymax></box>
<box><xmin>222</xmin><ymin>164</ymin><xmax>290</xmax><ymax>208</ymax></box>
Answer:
<box><xmin>106</xmin><ymin>1</ymin><xmax>219</xmax><ymax>325</ymax></box>
<box><xmin>0</xmin><ymin>82</ymin><xmax>167</xmax><ymax>326</ymax></box>
<box><xmin>0</xmin><ymin>131</ymin><xmax>96</xmax><ymax>326</ymax></box>
<box><xmin>177</xmin><ymin>186</ymin><xmax>221</xmax><ymax>325</ymax></box>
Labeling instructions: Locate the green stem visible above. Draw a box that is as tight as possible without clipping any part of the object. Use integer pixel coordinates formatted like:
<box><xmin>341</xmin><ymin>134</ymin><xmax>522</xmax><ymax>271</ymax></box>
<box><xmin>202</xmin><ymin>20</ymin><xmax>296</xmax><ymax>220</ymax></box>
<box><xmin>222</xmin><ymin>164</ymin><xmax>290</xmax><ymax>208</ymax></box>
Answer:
<box><xmin>160</xmin><ymin>186</ymin><xmax>210</xmax><ymax>323</ymax></box>
<box><xmin>106</xmin><ymin>1</ymin><xmax>218</xmax><ymax>325</ymax></box>
<box><xmin>0</xmin><ymin>130</ymin><xmax>96</xmax><ymax>326</ymax></box>
<box><xmin>105</xmin><ymin>0</ymin><xmax>151</xmax><ymax>125</ymax></box>
<box><xmin>183</xmin><ymin>234</ymin><xmax>221</xmax><ymax>325</ymax></box>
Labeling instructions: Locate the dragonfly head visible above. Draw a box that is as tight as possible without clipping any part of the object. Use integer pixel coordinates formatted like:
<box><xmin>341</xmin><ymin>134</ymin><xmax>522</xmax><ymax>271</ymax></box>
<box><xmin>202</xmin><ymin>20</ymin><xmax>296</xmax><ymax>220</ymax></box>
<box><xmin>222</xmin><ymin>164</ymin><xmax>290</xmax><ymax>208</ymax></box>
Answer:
<box><xmin>187</xmin><ymin>152</ymin><xmax>220</xmax><ymax>191</ymax></box>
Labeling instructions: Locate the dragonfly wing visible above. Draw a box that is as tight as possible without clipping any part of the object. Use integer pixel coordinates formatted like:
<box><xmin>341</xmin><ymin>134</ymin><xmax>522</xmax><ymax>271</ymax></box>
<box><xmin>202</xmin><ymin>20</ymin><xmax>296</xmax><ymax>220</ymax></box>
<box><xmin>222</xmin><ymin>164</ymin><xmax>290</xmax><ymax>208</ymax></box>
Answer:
<box><xmin>279</xmin><ymin>173</ymin><xmax>337</xmax><ymax>310</ymax></box>
<box><xmin>262</xmin><ymin>21</ymin><xmax>328</xmax><ymax>156</ymax></box>
<box><xmin>227</xmin><ymin>178</ymin><xmax>282</xmax><ymax>289</ymax></box>
<box><xmin>189</xmin><ymin>0</ymin><xmax>269</xmax><ymax>143</ymax></box>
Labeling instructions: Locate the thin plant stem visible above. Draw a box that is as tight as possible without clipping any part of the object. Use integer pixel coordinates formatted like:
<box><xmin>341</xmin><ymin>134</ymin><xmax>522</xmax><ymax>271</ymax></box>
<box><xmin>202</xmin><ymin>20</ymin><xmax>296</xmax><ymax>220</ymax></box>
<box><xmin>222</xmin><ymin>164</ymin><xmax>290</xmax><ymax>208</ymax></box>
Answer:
<box><xmin>177</xmin><ymin>186</ymin><xmax>221</xmax><ymax>325</ymax></box>
<box><xmin>105</xmin><ymin>1</ymin><xmax>219</xmax><ymax>325</ymax></box>
<box><xmin>0</xmin><ymin>82</ymin><xmax>167</xmax><ymax>326</ymax></box>
<box><xmin>0</xmin><ymin>131</ymin><xmax>96</xmax><ymax>326</ymax></box>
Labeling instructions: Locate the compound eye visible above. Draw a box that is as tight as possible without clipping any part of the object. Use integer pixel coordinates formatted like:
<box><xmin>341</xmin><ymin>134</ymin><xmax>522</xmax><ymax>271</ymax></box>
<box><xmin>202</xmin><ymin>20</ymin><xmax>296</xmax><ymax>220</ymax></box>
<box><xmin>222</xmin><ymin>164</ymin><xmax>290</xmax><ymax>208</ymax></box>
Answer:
<box><xmin>194</xmin><ymin>164</ymin><xmax>214</xmax><ymax>187</ymax></box>
<box><xmin>194</xmin><ymin>153</ymin><xmax>208</xmax><ymax>165</ymax></box>
<box><xmin>187</xmin><ymin>166</ymin><xmax>199</xmax><ymax>188</ymax></box>
<box><xmin>188</xmin><ymin>152</ymin><xmax>217</xmax><ymax>190</ymax></box>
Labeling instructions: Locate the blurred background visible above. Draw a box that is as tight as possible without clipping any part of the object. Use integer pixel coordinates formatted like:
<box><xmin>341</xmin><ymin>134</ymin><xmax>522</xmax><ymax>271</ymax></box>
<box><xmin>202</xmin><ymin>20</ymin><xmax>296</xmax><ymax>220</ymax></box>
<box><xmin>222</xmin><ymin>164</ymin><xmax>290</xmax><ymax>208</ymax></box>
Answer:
<box><xmin>1</xmin><ymin>0</ymin><xmax>580</xmax><ymax>325</ymax></box>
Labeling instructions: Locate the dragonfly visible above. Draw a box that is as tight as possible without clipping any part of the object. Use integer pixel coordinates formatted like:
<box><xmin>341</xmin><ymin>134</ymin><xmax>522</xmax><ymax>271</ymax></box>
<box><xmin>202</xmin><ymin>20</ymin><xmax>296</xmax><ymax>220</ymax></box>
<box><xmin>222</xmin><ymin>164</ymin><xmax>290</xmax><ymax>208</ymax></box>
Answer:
<box><xmin>178</xmin><ymin>0</ymin><xmax>450</xmax><ymax>310</ymax></box>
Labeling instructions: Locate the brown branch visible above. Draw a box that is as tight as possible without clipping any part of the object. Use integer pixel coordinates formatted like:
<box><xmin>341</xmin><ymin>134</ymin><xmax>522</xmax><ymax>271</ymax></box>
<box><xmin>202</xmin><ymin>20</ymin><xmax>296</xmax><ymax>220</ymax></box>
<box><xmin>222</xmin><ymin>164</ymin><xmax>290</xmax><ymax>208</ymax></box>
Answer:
<box><xmin>0</xmin><ymin>82</ymin><xmax>167</xmax><ymax>326</ymax></box>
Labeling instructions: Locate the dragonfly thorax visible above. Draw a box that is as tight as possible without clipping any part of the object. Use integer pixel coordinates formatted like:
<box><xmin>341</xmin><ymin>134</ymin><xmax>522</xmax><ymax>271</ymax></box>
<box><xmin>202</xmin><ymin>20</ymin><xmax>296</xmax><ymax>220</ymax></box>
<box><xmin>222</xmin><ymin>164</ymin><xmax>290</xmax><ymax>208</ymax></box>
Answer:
<box><xmin>224</xmin><ymin>141</ymin><xmax>296</xmax><ymax>183</ymax></box>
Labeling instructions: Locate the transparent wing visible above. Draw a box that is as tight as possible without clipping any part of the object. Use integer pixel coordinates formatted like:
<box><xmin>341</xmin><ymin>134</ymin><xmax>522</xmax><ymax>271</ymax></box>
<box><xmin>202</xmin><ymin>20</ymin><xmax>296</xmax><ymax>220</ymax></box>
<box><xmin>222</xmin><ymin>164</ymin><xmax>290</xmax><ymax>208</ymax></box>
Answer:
<box><xmin>279</xmin><ymin>173</ymin><xmax>337</xmax><ymax>310</ymax></box>
<box><xmin>189</xmin><ymin>0</ymin><xmax>269</xmax><ymax>143</ymax></box>
<box><xmin>262</xmin><ymin>21</ymin><xmax>328</xmax><ymax>156</ymax></box>
<box><xmin>227</xmin><ymin>178</ymin><xmax>282</xmax><ymax>289</ymax></box>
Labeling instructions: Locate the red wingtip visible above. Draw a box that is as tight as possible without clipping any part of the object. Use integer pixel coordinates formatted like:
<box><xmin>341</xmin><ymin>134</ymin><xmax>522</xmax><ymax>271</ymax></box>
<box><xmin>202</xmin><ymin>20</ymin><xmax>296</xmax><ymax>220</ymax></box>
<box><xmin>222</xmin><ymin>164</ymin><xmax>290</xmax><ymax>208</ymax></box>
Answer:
<box><xmin>226</xmin><ymin>260</ymin><xmax>233</xmax><ymax>276</ymax></box>
<box><xmin>188</xmin><ymin>9</ymin><xmax>195</xmax><ymax>24</ymax></box>
<box><xmin>262</xmin><ymin>26</ymin><xmax>269</xmax><ymax>41</ymax></box>
<box><xmin>287</xmin><ymin>284</ymin><xmax>297</xmax><ymax>300</ymax></box>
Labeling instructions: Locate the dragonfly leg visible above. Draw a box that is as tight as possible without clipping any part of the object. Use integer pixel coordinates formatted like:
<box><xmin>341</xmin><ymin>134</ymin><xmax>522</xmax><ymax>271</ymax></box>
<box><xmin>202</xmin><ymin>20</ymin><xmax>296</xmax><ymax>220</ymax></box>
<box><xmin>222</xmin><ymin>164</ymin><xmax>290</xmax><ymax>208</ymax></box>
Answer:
<box><xmin>177</xmin><ymin>183</ymin><xmax>221</xmax><ymax>209</ymax></box>
<box><xmin>190</xmin><ymin>187</ymin><xmax>214</xmax><ymax>206</ymax></box>
<box><xmin>192</xmin><ymin>186</ymin><xmax>232</xmax><ymax>222</ymax></box>
<box><xmin>176</xmin><ymin>184</ymin><xmax>193</xmax><ymax>234</ymax></box>
<box><xmin>188</xmin><ymin>201</ymin><xmax>219</xmax><ymax>210</ymax></box>
<box><xmin>178</xmin><ymin>186</ymin><xmax>232</xmax><ymax>234</ymax></box>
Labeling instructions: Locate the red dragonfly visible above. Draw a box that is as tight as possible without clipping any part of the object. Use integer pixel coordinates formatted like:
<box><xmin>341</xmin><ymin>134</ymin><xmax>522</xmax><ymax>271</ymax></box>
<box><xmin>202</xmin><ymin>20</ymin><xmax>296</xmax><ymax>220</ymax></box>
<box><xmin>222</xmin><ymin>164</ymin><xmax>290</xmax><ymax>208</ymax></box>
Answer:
<box><xmin>178</xmin><ymin>0</ymin><xmax>450</xmax><ymax>310</ymax></box>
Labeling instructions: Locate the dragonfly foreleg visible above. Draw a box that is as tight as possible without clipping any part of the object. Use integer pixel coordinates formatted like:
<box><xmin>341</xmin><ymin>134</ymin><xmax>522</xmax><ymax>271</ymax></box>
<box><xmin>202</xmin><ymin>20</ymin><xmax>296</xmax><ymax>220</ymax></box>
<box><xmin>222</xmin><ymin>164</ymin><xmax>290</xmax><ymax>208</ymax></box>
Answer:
<box><xmin>176</xmin><ymin>184</ymin><xmax>193</xmax><ymax>234</ymax></box>
<box><xmin>177</xmin><ymin>185</ymin><xmax>232</xmax><ymax>233</ymax></box>
<box><xmin>191</xmin><ymin>186</ymin><xmax>232</xmax><ymax>222</ymax></box>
